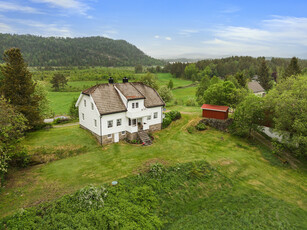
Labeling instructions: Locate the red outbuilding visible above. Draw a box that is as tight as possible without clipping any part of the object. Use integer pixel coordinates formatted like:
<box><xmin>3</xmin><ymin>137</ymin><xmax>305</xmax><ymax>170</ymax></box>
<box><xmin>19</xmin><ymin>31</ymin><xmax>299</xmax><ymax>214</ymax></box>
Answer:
<box><xmin>201</xmin><ymin>104</ymin><xmax>229</xmax><ymax>120</ymax></box>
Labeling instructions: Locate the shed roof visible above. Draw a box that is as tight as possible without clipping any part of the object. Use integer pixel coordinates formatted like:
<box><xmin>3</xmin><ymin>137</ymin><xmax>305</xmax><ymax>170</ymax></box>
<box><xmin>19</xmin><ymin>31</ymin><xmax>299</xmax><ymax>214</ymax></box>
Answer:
<box><xmin>247</xmin><ymin>81</ymin><xmax>265</xmax><ymax>93</ymax></box>
<box><xmin>201</xmin><ymin>104</ymin><xmax>229</xmax><ymax>112</ymax></box>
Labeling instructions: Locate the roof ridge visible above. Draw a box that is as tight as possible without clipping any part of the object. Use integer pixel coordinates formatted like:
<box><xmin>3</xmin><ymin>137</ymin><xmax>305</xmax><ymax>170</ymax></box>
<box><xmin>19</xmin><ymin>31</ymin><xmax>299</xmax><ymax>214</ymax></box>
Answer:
<box><xmin>129</xmin><ymin>82</ymin><xmax>146</xmax><ymax>98</ymax></box>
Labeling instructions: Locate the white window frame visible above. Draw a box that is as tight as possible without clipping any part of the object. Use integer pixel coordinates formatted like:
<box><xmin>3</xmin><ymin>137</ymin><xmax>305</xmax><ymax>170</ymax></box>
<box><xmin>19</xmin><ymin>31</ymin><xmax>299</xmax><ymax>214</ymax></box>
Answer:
<box><xmin>147</xmin><ymin>115</ymin><xmax>151</xmax><ymax>120</ymax></box>
<box><xmin>94</xmin><ymin>119</ymin><xmax>97</xmax><ymax>127</ymax></box>
<box><xmin>128</xmin><ymin>118</ymin><xmax>131</xmax><ymax>126</ymax></box>
<box><xmin>107</xmin><ymin>134</ymin><xmax>112</xmax><ymax>138</ymax></box>
<box><xmin>154</xmin><ymin>112</ymin><xmax>158</xmax><ymax>119</ymax></box>
<box><xmin>91</xmin><ymin>102</ymin><xmax>94</xmax><ymax>110</ymax></box>
<box><xmin>132</xmin><ymin>103</ymin><xmax>135</xmax><ymax>109</ymax></box>
<box><xmin>117</xmin><ymin>119</ymin><xmax>122</xmax><ymax>126</ymax></box>
<box><xmin>136</xmin><ymin>102</ymin><xmax>139</xmax><ymax>108</ymax></box>
<box><xmin>121</xmin><ymin>131</ymin><xmax>126</xmax><ymax>135</ymax></box>
<box><xmin>132</xmin><ymin>119</ymin><xmax>136</xmax><ymax>127</ymax></box>
<box><xmin>107</xmin><ymin>120</ymin><xmax>113</xmax><ymax>128</ymax></box>
<box><xmin>84</xmin><ymin>100</ymin><xmax>86</xmax><ymax>107</ymax></box>
<box><xmin>82</xmin><ymin>113</ymin><xmax>85</xmax><ymax>120</ymax></box>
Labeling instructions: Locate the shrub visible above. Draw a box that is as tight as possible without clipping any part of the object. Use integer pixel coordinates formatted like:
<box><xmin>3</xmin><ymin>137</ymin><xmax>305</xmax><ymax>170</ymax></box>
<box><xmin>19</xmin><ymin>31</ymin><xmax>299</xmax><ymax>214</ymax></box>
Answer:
<box><xmin>195</xmin><ymin>123</ymin><xmax>207</xmax><ymax>131</ymax></box>
<box><xmin>187</xmin><ymin>126</ymin><xmax>195</xmax><ymax>134</ymax></box>
<box><xmin>168</xmin><ymin>110</ymin><xmax>181</xmax><ymax>121</ymax></box>
<box><xmin>185</xmin><ymin>97</ymin><xmax>197</xmax><ymax>106</ymax></box>
<box><xmin>10</xmin><ymin>148</ymin><xmax>30</xmax><ymax>168</ymax></box>
<box><xmin>162</xmin><ymin>116</ymin><xmax>172</xmax><ymax>129</ymax></box>
<box><xmin>74</xmin><ymin>185</ymin><xmax>108</xmax><ymax>210</ymax></box>
<box><xmin>149</xmin><ymin>163</ymin><xmax>166</xmax><ymax>179</ymax></box>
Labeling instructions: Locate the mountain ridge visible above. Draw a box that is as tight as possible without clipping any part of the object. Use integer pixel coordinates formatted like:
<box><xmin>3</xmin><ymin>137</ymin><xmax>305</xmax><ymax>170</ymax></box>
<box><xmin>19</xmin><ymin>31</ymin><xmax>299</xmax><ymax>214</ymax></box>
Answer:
<box><xmin>0</xmin><ymin>33</ymin><xmax>164</xmax><ymax>67</ymax></box>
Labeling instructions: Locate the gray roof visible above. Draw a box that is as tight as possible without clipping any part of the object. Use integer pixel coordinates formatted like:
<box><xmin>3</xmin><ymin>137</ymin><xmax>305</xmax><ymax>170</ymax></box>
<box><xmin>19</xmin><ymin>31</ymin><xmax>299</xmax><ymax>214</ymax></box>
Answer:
<box><xmin>132</xmin><ymin>82</ymin><xmax>165</xmax><ymax>108</ymax></box>
<box><xmin>82</xmin><ymin>82</ymin><xmax>164</xmax><ymax>115</ymax></box>
<box><xmin>82</xmin><ymin>84</ymin><xmax>127</xmax><ymax>115</ymax></box>
<box><xmin>115</xmin><ymin>83</ymin><xmax>145</xmax><ymax>100</ymax></box>
<box><xmin>247</xmin><ymin>81</ymin><xmax>265</xmax><ymax>93</ymax></box>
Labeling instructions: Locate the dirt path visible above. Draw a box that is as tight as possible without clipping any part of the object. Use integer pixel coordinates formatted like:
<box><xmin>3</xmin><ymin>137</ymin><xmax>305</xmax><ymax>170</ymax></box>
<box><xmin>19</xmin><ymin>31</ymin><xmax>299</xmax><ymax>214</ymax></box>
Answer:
<box><xmin>53</xmin><ymin>122</ymin><xmax>79</xmax><ymax>128</ymax></box>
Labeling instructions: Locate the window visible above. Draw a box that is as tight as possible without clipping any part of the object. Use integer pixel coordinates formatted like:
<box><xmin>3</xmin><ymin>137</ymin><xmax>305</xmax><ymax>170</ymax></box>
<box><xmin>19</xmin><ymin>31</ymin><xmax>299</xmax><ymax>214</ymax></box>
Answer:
<box><xmin>94</xmin><ymin>119</ymin><xmax>97</xmax><ymax>127</ymax></box>
<box><xmin>82</xmin><ymin>113</ymin><xmax>85</xmax><ymax>120</ymax></box>
<box><xmin>128</xmin><ymin>118</ymin><xmax>131</xmax><ymax>126</ymax></box>
<box><xmin>107</xmin><ymin>134</ymin><xmax>112</xmax><ymax>138</ymax></box>
<box><xmin>132</xmin><ymin>119</ymin><xmax>136</xmax><ymax>126</ymax></box>
<box><xmin>147</xmin><ymin>115</ymin><xmax>151</xmax><ymax>120</ymax></box>
<box><xmin>132</xmin><ymin>103</ymin><xmax>135</xmax><ymax>109</ymax></box>
<box><xmin>117</xmin><ymin>119</ymin><xmax>122</xmax><ymax>126</ymax></box>
<box><xmin>91</xmin><ymin>102</ymin><xmax>94</xmax><ymax>110</ymax></box>
<box><xmin>121</xmin><ymin>131</ymin><xmax>126</xmax><ymax>135</ymax></box>
<box><xmin>84</xmin><ymin>100</ymin><xmax>86</xmax><ymax>107</ymax></box>
<box><xmin>108</xmin><ymin>120</ymin><xmax>113</xmax><ymax>128</ymax></box>
<box><xmin>154</xmin><ymin>112</ymin><xmax>158</xmax><ymax>119</ymax></box>
<box><xmin>136</xmin><ymin>102</ymin><xmax>139</xmax><ymax>108</ymax></box>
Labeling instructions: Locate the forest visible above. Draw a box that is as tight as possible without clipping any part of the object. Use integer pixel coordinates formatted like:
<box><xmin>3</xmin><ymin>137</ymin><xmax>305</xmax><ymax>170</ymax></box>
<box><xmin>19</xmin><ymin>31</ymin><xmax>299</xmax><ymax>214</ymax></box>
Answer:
<box><xmin>0</xmin><ymin>34</ymin><xmax>164</xmax><ymax>67</ymax></box>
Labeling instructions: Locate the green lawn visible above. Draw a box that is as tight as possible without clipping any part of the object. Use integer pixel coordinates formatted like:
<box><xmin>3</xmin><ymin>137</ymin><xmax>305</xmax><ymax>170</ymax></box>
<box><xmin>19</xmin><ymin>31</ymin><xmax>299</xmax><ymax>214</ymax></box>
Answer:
<box><xmin>47</xmin><ymin>92</ymin><xmax>80</xmax><ymax>115</ymax></box>
<box><xmin>156</xmin><ymin>73</ymin><xmax>193</xmax><ymax>88</ymax></box>
<box><xmin>1</xmin><ymin>114</ymin><xmax>306</xmax><ymax>222</ymax></box>
<box><xmin>172</xmin><ymin>86</ymin><xmax>197</xmax><ymax>103</ymax></box>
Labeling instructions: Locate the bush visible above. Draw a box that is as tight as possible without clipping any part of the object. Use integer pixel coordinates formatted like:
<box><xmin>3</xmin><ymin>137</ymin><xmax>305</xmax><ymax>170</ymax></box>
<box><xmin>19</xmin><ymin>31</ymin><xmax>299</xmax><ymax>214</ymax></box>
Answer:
<box><xmin>162</xmin><ymin>116</ymin><xmax>172</xmax><ymax>129</ymax></box>
<box><xmin>10</xmin><ymin>148</ymin><xmax>30</xmax><ymax>168</ymax></box>
<box><xmin>187</xmin><ymin>126</ymin><xmax>195</xmax><ymax>134</ymax></box>
<box><xmin>74</xmin><ymin>185</ymin><xmax>108</xmax><ymax>210</ymax></box>
<box><xmin>185</xmin><ymin>97</ymin><xmax>197</xmax><ymax>106</ymax></box>
<box><xmin>168</xmin><ymin>110</ymin><xmax>181</xmax><ymax>121</ymax></box>
<box><xmin>195</xmin><ymin>123</ymin><xmax>207</xmax><ymax>131</ymax></box>
<box><xmin>149</xmin><ymin>163</ymin><xmax>166</xmax><ymax>179</ymax></box>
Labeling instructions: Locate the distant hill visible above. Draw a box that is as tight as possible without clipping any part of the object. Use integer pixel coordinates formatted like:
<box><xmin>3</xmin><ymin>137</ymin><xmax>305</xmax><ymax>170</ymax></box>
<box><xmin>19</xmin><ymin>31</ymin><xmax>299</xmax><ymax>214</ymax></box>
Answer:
<box><xmin>0</xmin><ymin>33</ymin><xmax>164</xmax><ymax>67</ymax></box>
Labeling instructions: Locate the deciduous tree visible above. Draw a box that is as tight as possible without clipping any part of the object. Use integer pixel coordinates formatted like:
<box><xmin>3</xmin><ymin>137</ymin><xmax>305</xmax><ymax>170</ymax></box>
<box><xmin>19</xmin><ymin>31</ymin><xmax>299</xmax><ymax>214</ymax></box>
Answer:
<box><xmin>140</xmin><ymin>73</ymin><xmax>159</xmax><ymax>90</ymax></box>
<box><xmin>158</xmin><ymin>86</ymin><xmax>173</xmax><ymax>103</ymax></box>
<box><xmin>50</xmin><ymin>73</ymin><xmax>68</xmax><ymax>91</ymax></box>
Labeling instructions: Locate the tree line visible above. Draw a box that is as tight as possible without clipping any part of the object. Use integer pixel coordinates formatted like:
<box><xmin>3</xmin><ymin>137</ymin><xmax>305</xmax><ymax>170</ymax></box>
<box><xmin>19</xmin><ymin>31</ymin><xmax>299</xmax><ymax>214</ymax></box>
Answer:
<box><xmin>0</xmin><ymin>34</ymin><xmax>164</xmax><ymax>67</ymax></box>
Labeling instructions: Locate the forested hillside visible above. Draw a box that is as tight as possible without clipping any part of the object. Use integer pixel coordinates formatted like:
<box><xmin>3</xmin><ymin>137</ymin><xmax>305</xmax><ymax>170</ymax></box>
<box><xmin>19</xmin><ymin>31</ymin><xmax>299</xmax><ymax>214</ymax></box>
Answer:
<box><xmin>0</xmin><ymin>34</ymin><xmax>164</xmax><ymax>67</ymax></box>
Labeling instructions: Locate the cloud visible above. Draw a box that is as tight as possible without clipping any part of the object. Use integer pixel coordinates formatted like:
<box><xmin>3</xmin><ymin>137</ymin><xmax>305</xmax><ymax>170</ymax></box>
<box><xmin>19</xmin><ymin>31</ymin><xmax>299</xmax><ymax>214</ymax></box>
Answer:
<box><xmin>154</xmin><ymin>35</ymin><xmax>160</xmax><ymax>39</ymax></box>
<box><xmin>0</xmin><ymin>1</ymin><xmax>41</xmax><ymax>14</ymax></box>
<box><xmin>0</xmin><ymin>22</ymin><xmax>14</xmax><ymax>33</ymax></box>
<box><xmin>220</xmin><ymin>6</ymin><xmax>240</xmax><ymax>14</ymax></box>
<box><xmin>31</xmin><ymin>0</ymin><xmax>90</xmax><ymax>15</ymax></box>
<box><xmin>202</xmin><ymin>16</ymin><xmax>307</xmax><ymax>57</ymax></box>
<box><xmin>179</xmin><ymin>29</ymin><xmax>199</xmax><ymax>37</ymax></box>
<box><xmin>165</xmin><ymin>37</ymin><xmax>172</xmax><ymax>41</ymax></box>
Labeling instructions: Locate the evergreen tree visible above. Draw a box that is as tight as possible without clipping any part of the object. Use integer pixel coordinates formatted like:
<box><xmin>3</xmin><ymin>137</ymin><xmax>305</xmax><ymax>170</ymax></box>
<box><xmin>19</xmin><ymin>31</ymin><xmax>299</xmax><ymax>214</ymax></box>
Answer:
<box><xmin>234</xmin><ymin>72</ymin><xmax>246</xmax><ymax>88</ymax></box>
<box><xmin>258</xmin><ymin>60</ymin><xmax>272</xmax><ymax>91</ymax></box>
<box><xmin>167</xmin><ymin>79</ymin><xmax>174</xmax><ymax>89</ymax></box>
<box><xmin>284</xmin><ymin>57</ymin><xmax>301</xmax><ymax>79</ymax></box>
<box><xmin>0</xmin><ymin>48</ymin><xmax>42</xmax><ymax>127</ymax></box>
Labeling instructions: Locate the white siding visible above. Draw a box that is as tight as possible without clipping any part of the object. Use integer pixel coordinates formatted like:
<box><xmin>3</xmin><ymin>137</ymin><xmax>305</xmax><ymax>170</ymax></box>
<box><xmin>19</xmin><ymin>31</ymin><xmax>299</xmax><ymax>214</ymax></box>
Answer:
<box><xmin>78</xmin><ymin>94</ymin><xmax>101</xmax><ymax>135</ymax></box>
<box><xmin>127</xmin><ymin>99</ymin><xmax>145</xmax><ymax>112</ymax></box>
<box><xmin>101</xmin><ymin>112</ymin><xmax>127</xmax><ymax>135</ymax></box>
<box><xmin>146</xmin><ymin>106</ymin><xmax>163</xmax><ymax>126</ymax></box>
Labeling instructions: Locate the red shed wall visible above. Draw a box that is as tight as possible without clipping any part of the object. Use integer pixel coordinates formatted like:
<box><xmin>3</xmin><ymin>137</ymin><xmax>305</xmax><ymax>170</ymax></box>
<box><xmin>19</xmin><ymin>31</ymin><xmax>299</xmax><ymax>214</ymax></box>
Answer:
<box><xmin>202</xmin><ymin>109</ymin><xmax>228</xmax><ymax>120</ymax></box>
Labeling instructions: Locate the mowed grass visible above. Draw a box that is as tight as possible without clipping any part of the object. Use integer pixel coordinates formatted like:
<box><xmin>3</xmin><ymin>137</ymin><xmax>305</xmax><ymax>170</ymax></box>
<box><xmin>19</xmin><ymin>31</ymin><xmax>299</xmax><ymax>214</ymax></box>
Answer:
<box><xmin>172</xmin><ymin>86</ymin><xmax>197</xmax><ymax>102</ymax></box>
<box><xmin>47</xmin><ymin>92</ymin><xmax>80</xmax><ymax>115</ymax></box>
<box><xmin>1</xmin><ymin>114</ymin><xmax>306</xmax><ymax>222</ymax></box>
<box><xmin>156</xmin><ymin>73</ymin><xmax>194</xmax><ymax>88</ymax></box>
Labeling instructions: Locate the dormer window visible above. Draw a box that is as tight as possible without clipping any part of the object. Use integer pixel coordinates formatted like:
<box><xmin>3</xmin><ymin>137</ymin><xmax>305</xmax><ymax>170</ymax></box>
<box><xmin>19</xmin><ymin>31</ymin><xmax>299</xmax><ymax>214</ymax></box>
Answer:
<box><xmin>91</xmin><ymin>102</ymin><xmax>94</xmax><ymax>110</ymax></box>
<box><xmin>136</xmin><ymin>102</ymin><xmax>139</xmax><ymax>108</ymax></box>
<box><xmin>84</xmin><ymin>99</ymin><xmax>86</xmax><ymax>107</ymax></box>
<box><xmin>132</xmin><ymin>103</ymin><xmax>135</xmax><ymax>109</ymax></box>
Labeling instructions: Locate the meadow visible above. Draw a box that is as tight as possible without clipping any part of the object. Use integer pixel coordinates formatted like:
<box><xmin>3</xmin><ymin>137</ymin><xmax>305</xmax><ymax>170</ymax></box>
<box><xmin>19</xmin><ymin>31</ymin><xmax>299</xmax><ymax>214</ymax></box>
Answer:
<box><xmin>0</xmin><ymin>114</ymin><xmax>306</xmax><ymax>228</ymax></box>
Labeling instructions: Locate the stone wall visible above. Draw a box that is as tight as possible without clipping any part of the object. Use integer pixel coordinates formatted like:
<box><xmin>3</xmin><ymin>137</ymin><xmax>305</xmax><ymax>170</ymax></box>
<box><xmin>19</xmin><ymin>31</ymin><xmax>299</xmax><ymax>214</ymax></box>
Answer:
<box><xmin>199</xmin><ymin>118</ymin><xmax>233</xmax><ymax>132</ymax></box>
<box><xmin>80</xmin><ymin>124</ymin><xmax>102</xmax><ymax>144</ymax></box>
<box><xmin>149</xmin><ymin>123</ymin><xmax>162</xmax><ymax>132</ymax></box>
<box><xmin>126</xmin><ymin>131</ymin><xmax>138</xmax><ymax>141</ymax></box>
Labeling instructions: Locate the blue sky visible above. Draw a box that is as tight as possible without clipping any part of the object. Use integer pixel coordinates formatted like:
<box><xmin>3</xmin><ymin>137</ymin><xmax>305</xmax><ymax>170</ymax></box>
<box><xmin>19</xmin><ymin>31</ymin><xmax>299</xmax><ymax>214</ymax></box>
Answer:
<box><xmin>0</xmin><ymin>0</ymin><xmax>307</xmax><ymax>59</ymax></box>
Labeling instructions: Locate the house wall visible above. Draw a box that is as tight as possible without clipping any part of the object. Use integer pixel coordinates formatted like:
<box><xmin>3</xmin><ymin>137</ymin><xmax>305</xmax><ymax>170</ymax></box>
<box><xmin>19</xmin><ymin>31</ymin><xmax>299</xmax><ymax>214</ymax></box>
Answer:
<box><xmin>145</xmin><ymin>106</ymin><xmax>163</xmax><ymax>127</ymax></box>
<box><xmin>127</xmin><ymin>99</ymin><xmax>145</xmax><ymax>112</ymax></box>
<box><xmin>202</xmin><ymin>109</ymin><xmax>228</xmax><ymax>120</ymax></box>
<box><xmin>101</xmin><ymin>112</ymin><xmax>127</xmax><ymax>136</ymax></box>
<box><xmin>254</xmin><ymin>92</ymin><xmax>265</xmax><ymax>97</ymax></box>
<box><xmin>78</xmin><ymin>94</ymin><xmax>101</xmax><ymax>136</ymax></box>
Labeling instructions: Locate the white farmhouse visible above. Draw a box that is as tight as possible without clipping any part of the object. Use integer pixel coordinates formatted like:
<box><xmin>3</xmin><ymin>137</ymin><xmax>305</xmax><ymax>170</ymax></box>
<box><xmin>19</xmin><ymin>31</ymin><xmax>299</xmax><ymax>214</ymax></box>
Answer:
<box><xmin>247</xmin><ymin>81</ymin><xmax>266</xmax><ymax>97</ymax></box>
<box><xmin>75</xmin><ymin>78</ymin><xmax>165</xmax><ymax>145</ymax></box>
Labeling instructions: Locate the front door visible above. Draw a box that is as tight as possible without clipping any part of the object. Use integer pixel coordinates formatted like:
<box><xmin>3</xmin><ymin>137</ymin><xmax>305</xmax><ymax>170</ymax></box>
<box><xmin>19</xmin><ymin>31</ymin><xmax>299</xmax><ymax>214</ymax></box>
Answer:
<box><xmin>114</xmin><ymin>133</ymin><xmax>119</xmax><ymax>143</ymax></box>
<box><xmin>137</xmin><ymin>118</ymin><xmax>143</xmax><ymax>130</ymax></box>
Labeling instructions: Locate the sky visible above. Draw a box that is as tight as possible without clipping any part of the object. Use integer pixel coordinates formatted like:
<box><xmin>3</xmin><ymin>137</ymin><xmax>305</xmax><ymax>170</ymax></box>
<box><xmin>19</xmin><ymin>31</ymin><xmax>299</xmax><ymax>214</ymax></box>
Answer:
<box><xmin>0</xmin><ymin>0</ymin><xmax>307</xmax><ymax>59</ymax></box>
